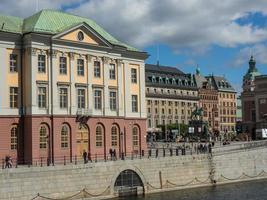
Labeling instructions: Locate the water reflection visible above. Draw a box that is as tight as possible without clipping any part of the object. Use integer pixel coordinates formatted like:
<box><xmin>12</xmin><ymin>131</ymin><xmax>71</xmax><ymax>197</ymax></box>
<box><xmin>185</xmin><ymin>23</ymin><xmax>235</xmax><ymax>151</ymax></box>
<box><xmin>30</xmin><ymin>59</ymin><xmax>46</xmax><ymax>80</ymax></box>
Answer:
<box><xmin>112</xmin><ymin>179</ymin><xmax>267</xmax><ymax>200</ymax></box>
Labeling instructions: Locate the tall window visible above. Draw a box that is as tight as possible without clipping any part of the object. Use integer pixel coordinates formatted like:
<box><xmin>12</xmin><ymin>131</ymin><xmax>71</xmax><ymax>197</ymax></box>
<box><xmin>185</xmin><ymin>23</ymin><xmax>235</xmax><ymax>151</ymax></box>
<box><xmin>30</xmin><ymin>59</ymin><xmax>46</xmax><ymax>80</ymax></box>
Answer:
<box><xmin>39</xmin><ymin>126</ymin><xmax>47</xmax><ymax>149</ymax></box>
<box><xmin>132</xmin><ymin>127</ymin><xmax>139</xmax><ymax>147</ymax></box>
<box><xmin>96</xmin><ymin>125</ymin><xmax>102</xmax><ymax>147</ymax></box>
<box><xmin>38</xmin><ymin>55</ymin><xmax>46</xmax><ymax>73</ymax></box>
<box><xmin>59</xmin><ymin>88</ymin><xmax>68</xmax><ymax>108</ymax></box>
<box><xmin>109</xmin><ymin>91</ymin><xmax>117</xmax><ymax>111</ymax></box>
<box><xmin>11</xmin><ymin>126</ymin><xmax>18</xmax><ymax>150</ymax></box>
<box><xmin>10</xmin><ymin>54</ymin><xmax>18</xmax><ymax>72</ymax></box>
<box><xmin>38</xmin><ymin>87</ymin><xmax>47</xmax><ymax>108</ymax></box>
<box><xmin>109</xmin><ymin>64</ymin><xmax>116</xmax><ymax>79</ymax></box>
<box><xmin>61</xmin><ymin>125</ymin><xmax>69</xmax><ymax>148</ymax></box>
<box><xmin>111</xmin><ymin>126</ymin><xmax>118</xmax><ymax>146</ymax></box>
<box><xmin>132</xmin><ymin>95</ymin><xmax>138</xmax><ymax>112</ymax></box>
<box><xmin>10</xmin><ymin>87</ymin><xmax>18</xmax><ymax>108</ymax></box>
<box><xmin>77</xmin><ymin>89</ymin><xmax>85</xmax><ymax>109</ymax></box>
<box><xmin>94</xmin><ymin>61</ymin><xmax>101</xmax><ymax>77</ymax></box>
<box><xmin>94</xmin><ymin>90</ymin><xmax>102</xmax><ymax>110</ymax></box>
<box><xmin>59</xmin><ymin>57</ymin><xmax>67</xmax><ymax>74</ymax></box>
<box><xmin>77</xmin><ymin>59</ymin><xmax>84</xmax><ymax>76</ymax></box>
<box><xmin>131</xmin><ymin>68</ymin><xmax>137</xmax><ymax>83</ymax></box>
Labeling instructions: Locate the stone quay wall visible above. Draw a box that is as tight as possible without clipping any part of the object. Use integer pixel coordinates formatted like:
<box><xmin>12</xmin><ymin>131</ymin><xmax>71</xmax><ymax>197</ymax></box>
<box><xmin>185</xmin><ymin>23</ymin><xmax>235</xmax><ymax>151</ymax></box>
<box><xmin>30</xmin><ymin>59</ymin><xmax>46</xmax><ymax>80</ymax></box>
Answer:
<box><xmin>0</xmin><ymin>144</ymin><xmax>267</xmax><ymax>200</ymax></box>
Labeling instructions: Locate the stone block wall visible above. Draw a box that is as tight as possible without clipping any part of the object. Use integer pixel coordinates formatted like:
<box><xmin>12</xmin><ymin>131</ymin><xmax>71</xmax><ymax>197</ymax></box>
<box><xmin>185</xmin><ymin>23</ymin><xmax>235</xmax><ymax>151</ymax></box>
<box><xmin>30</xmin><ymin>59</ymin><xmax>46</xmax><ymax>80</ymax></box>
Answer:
<box><xmin>0</xmin><ymin>146</ymin><xmax>267</xmax><ymax>200</ymax></box>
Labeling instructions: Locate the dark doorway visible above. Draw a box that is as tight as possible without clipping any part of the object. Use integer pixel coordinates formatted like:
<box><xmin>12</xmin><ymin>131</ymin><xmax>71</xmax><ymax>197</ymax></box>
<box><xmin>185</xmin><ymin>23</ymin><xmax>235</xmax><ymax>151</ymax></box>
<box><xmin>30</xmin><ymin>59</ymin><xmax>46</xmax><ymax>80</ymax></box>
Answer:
<box><xmin>114</xmin><ymin>169</ymin><xmax>144</xmax><ymax>197</ymax></box>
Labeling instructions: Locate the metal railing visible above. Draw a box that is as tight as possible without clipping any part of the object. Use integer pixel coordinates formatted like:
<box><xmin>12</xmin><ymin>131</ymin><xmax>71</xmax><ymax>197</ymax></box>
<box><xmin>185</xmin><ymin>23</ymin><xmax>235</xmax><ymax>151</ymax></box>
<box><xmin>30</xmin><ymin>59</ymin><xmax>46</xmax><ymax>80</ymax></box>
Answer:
<box><xmin>1</xmin><ymin>147</ymin><xmax>210</xmax><ymax>169</ymax></box>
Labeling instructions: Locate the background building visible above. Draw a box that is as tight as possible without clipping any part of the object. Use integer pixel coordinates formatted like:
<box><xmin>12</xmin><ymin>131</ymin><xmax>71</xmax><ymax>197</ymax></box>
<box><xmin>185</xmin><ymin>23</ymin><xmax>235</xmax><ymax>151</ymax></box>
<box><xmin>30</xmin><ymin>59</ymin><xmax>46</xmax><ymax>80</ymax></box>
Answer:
<box><xmin>212</xmin><ymin>76</ymin><xmax>237</xmax><ymax>134</ymax></box>
<box><xmin>0</xmin><ymin>10</ymin><xmax>148</xmax><ymax>163</ymax></box>
<box><xmin>145</xmin><ymin>64</ymin><xmax>199</xmax><ymax>139</ymax></box>
<box><xmin>194</xmin><ymin>67</ymin><xmax>237</xmax><ymax>136</ymax></box>
<box><xmin>194</xmin><ymin>68</ymin><xmax>219</xmax><ymax>135</ymax></box>
<box><xmin>241</xmin><ymin>56</ymin><xmax>262</xmax><ymax>139</ymax></box>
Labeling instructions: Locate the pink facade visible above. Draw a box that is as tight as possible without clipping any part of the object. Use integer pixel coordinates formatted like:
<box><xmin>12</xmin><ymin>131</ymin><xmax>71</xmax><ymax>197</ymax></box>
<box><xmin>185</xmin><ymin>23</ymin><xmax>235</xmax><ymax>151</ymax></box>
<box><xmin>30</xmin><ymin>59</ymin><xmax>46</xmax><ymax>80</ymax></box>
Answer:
<box><xmin>0</xmin><ymin>116</ymin><xmax>147</xmax><ymax>165</ymax></box>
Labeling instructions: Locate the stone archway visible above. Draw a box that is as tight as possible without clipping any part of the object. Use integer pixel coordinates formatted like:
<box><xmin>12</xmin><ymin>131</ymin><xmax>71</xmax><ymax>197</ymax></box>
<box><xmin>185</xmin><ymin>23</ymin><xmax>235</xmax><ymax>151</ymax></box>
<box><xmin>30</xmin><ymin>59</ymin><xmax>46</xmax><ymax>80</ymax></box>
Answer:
<box><xmin>111</xmin><ymin>166</ymin><xmax>146</xmax><ymax>197</ymax></box>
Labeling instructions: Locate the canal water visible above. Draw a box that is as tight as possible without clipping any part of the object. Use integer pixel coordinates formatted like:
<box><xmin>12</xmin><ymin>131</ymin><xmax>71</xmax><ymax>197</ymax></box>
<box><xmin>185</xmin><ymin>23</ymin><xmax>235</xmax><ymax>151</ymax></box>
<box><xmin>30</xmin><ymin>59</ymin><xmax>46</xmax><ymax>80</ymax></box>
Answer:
<box><xmin>112</xmin><ymin>179</ymin><xmax>267</xmax><ymax>200</ymax></box>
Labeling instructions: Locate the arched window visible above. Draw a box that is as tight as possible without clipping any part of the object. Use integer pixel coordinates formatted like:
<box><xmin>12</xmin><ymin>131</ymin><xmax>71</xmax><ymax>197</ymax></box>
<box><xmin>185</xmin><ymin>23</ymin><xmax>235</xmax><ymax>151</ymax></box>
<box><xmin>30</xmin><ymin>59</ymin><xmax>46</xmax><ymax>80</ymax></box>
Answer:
<box><xmin>39</xmin><ymin>125</ymin><xmax>47</xmax><ymax>149</ymax></box>
<box><xmin>96</xmin><ymin>125</ymin><xmax>103</xmax><ymax>147</ymax></box>
<box><xmin>11</xmin><ymin>125</ymin><xmax>18</xmax><ymax>150</ymax></box>
<box><xmin>132</xmin><ymin>127</ymin><xmax>139</xmax><ymax>147</ymax></box>
<box><xmin>111</xmin><ymin>126</ymin><xmax>118</xmax><ymax>147</ymax></box>
<box><xmin>61</xmin><ymin>125</ymin><xmax>69</xmax><ymax>148</ymax></box>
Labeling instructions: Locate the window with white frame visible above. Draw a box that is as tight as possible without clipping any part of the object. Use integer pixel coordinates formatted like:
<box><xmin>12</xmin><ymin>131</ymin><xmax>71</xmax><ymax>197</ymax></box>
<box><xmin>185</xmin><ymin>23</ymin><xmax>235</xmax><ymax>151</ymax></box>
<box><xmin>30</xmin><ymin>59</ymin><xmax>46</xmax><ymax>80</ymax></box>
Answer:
<box><xmin>131</xmin><ymin>68</ymin><xmax>137</xmax><ymax>83</ymax></box>
<box><xmin>38</xmin><ymin>55</ymin><xmax>46</xmax><ymax>73</ymax></box>
<box><xmin>77</xmin><ymin>88</ymin><xmax>85</xmax><ymax>109</ymax></box>
<box><xmin>10</xmin><ymin>87</ymin><xmax>18</xmax><ymax>108</ymax></box>
<box><xmin>10</xmin><ymin>54</ymin><xmax>18</xmax><ymax>72</ymax></box>
<box><xmin>59</xmin><ymin>57</ymin><xmax>67</xmax><ymax>74</ymax></box>
<box><xmin>109</xmin><ymin>91</ymin><xmax>117</xmax><ymax>111</ymax></box>
<box><xmin>77</xmin><ymin>59</ymin><xmax>84</xmax><ymax>76</ymax></box>
<box><xmin>94</xmin><ymin>61</ymin><xmax>101</xmax><ymax>77</ymax></box>
<box><xmin>61</xmin><ymin>125</ymin><xmax>69</xmax><ymax>148</ymax></box>
<box><xmin>38</xmin><ymin>87</ymin><xmax>47</xmax><ymax>108</ymax></box>
<box><xmin>96</xmin><ymin>125</ymin><xmax>103</xmax><ymax>147</ymax></box>
<box><xmin>59</xmin><ymin>88</ymin><xmax>68</xmax><ymax>109</ymax></box>
<box><xmin>111</xmin><ymin>126</ymin><xmax>118</xmax><ymax>147</ymax></box>
<box><xmin>109</xmin><ymin>64</ymin><xmax>116</xmax><ymax>79</ymax></box>
<box><xmin>132</xmin><ymin>127</ymin><xmax>139</xmax><ymax>147</ymax></box>
<box><xmin>11</xmin><ymin>125</ymin><xmax>18</xmax><ymax>150</ymax></box>
<box><xmin>39</xmin><ymin>125</ymin><xmax>47</xmax><ymax>149</ymax></box>
<box><xmin>132</xmin><ymin>95</ymin><xmax>138</xmax><ymax>112</ymax></box>
<box><xmin>94</xmin><ymin>89</ymin><xmax>102</xmax><ymax>110</ymax></box>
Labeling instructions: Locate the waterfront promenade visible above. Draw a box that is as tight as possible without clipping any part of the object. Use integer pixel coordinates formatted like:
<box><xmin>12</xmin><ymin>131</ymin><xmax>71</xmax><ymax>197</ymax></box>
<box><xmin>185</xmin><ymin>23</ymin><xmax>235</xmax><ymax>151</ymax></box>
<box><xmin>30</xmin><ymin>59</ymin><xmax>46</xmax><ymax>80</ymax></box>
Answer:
<box><xmin>0</xmin><ymin>140</ymin><xmax>267</xmax><ymax>200</ymax></box>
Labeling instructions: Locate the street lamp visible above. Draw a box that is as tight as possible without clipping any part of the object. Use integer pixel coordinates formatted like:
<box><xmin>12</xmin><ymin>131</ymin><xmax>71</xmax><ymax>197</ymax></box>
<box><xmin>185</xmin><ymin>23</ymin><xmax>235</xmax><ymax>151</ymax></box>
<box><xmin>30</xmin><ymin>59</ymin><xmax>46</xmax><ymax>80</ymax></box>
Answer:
<box><xmin>120</xmin><ymin>131</ymin><xmax>124</xmax><ymax>160</ymax></box>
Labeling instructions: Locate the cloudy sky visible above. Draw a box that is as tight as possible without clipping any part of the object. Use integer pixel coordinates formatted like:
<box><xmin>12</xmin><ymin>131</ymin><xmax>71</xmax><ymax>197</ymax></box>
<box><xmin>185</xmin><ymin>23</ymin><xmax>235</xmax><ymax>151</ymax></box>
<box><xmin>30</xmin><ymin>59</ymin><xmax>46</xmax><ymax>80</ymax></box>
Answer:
<box><xmin>1</xmin><ymin>0</ymin><xmax>267</xmax><ymax>93</ymax></box>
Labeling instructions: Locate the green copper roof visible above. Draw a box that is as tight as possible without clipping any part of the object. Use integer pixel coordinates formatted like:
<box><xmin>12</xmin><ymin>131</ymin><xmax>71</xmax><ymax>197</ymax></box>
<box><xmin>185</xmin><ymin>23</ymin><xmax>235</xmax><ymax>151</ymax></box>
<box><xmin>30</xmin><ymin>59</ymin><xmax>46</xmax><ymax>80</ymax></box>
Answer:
<box><xmin>0</xmin><ymin>15</ymin><xmax>23</xmax><ymax>33</ymax></box>
<box><xmin>244</xmin><ymin>56</ymin><xmax>261</xmax><ymax>80</ymax></box>
<box><xmin>0</xmin><ymin>9</ymin><xmax>139</xmax><ymax>52</ymax></box>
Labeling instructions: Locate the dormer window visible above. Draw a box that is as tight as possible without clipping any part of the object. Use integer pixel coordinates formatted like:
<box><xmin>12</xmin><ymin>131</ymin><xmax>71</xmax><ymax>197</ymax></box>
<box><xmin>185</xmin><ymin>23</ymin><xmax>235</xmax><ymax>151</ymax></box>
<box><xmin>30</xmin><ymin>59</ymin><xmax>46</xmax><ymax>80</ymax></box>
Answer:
<box><xmin>165</xmin><ymin>77</ymin><xmax>169</xmax><ymax>84</ymax></box>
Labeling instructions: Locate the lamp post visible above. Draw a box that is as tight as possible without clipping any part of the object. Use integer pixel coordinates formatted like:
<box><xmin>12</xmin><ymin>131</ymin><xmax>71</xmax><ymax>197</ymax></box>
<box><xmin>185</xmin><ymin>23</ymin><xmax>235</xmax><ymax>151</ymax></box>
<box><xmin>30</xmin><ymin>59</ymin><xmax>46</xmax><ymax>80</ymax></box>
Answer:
<box><xmin>120</xmin><ymin>131</ymin><xmax>124</xmax><ymax>160</ymax></box>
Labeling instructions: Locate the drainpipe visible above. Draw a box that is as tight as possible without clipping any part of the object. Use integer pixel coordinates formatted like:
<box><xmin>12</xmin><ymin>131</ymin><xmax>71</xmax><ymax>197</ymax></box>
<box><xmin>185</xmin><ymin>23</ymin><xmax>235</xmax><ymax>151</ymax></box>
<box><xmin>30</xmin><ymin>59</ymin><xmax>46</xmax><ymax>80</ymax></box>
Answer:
<box><xmin>20</xmin><ymin>35</ymin><xmax>24</xmax><ymax>164</ymax></box>
<box><xmin>50</xmin><ymin>38</ymin><xmax>54</xmax><ymax>165</ymax></box>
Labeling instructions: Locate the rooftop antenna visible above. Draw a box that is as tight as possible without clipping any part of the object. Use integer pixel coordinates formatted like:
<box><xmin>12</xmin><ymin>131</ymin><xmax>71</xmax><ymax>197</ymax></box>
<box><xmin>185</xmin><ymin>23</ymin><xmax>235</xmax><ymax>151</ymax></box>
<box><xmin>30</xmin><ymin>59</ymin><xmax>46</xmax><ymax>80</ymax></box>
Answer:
<box><xmin>156</xmin><ymin>44</ymin><xmax>159</xmax><ymax>66</ymax></box>
<box><xmin>36</xmin><ymin>0</ymin><xmax>39</xmax><ymax>12</ymax></box>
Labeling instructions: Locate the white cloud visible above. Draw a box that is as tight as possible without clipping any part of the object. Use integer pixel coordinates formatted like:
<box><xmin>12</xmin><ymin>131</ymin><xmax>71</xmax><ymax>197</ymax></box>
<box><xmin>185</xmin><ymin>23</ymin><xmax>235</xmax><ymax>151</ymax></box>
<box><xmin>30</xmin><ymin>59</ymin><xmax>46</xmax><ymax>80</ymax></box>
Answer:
<box><xmin>233</xmin><ymin>44</ymin><xmax>267</xmax><ymax>67</ymax></box>
<box><xmin>1</xmin><ymin>0</ymin><xmax>267</xmax><ymax>53</ymax></box>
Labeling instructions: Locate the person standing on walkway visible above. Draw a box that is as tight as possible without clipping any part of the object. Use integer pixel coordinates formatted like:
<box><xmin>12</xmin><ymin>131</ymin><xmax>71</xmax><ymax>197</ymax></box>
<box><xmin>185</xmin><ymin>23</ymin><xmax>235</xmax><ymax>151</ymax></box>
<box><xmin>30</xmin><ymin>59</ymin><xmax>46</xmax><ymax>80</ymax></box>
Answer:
<box><xmin>83</xmin><ymin>150</ymin><xmax>88</xmax><ymax>164</ymax></box>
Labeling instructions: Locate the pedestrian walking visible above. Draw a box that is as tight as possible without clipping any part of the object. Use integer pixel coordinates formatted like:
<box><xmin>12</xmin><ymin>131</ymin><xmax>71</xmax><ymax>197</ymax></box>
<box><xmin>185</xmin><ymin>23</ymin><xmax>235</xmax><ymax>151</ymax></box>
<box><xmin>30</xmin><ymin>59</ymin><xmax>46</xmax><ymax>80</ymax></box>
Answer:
<box><xmin>83</xmin><ymin>150</ymin><xmax>88</xmax><ymax>164</ymax></box>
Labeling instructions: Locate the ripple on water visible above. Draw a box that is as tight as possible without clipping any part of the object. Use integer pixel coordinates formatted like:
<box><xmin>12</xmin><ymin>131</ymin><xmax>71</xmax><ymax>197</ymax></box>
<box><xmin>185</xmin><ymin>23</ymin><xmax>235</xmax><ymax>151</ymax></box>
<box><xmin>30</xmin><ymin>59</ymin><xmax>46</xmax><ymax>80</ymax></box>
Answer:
<box><xmin>111</xmin><ymin>179</ymin><xmax>267</xmax><ymax>200</ymax></box>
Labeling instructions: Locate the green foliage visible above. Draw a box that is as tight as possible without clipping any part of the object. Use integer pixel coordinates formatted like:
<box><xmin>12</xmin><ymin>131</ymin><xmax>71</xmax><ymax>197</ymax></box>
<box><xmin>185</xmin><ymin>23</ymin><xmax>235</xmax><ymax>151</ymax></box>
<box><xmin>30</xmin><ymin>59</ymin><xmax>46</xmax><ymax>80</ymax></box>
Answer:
<box><xmin>157</xmin><ymin>123</ymin><xmax>188</xmax><ymax>136</ymax></box>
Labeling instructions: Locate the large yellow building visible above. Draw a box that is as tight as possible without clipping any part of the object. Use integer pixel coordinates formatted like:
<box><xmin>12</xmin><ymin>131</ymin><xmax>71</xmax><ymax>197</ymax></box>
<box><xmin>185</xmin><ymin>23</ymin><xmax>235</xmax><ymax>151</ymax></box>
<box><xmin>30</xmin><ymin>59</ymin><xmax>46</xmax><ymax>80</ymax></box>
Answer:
<box><xmin>0</xmin><ymin>10</ymin><xmax>148</xmax><ymax>164</ymax></box>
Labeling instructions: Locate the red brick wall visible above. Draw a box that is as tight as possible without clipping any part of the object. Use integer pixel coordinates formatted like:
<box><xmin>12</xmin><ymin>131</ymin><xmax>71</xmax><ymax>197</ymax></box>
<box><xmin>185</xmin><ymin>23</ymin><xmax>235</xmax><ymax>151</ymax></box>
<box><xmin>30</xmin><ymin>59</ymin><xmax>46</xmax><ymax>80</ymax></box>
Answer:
<box><xmin>5</xmin><ymin>116</ymin><xmax>147</xmax><ymax>164</ymax></box>
<box><xmin>0</xmin><ymin>117</ymin><xmax>21</xmax><ymax>164</ymax></box>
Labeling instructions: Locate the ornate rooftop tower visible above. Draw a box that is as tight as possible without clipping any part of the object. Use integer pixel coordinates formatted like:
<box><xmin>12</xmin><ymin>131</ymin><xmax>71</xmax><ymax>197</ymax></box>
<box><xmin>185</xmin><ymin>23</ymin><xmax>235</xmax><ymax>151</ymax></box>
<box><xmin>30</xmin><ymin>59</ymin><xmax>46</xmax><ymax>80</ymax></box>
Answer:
<box><xmin>242</xmin><ymin>56</ymin><xmax>261</xmax><ymax>92</ymax></box>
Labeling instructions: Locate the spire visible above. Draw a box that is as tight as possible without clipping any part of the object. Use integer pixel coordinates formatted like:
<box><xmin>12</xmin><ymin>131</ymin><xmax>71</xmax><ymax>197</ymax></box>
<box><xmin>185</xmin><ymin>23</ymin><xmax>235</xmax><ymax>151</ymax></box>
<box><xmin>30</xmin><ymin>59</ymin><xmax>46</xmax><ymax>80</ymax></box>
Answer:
<box><xmin>249</xmin><ymin>55</ymin><xmax>256</xmax><ymax>71</ymax></box>
<box><xmin>196</xmin><ymin>64</ymin><xmax>200</xmax><ymax>75</ymax></box>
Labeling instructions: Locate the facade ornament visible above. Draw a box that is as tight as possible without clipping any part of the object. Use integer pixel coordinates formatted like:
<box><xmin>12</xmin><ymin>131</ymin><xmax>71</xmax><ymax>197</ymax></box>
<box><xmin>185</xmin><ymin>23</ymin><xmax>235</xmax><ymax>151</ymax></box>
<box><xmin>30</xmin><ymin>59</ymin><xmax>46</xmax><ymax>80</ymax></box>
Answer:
<box><xmin>69</xmin><ymin>52</ymin><xmax>75</xmax><ymax>60</ymax></box>
<box><xmin>117</xmin><ymin>59</ymin><xmax>123</xmax><ymax>65</ymax></box>
<box><xmin>103</xmin><ymin>56</ymin><xmax>110</xmax><ymax>64</ymax></box>
<box><xmin>29</xmin><ymin>47</ymin><xmax>37</xmax><ymax>56</ymax></box>
<box><xmin>86</xmin><ymin>54</ymin><xmax>93</xmax><ymax>62</ymax></box>
<box><xmin>96</xmin><ymin>56</ymin><xmax>101</xmax><ymax>62</ymax></box>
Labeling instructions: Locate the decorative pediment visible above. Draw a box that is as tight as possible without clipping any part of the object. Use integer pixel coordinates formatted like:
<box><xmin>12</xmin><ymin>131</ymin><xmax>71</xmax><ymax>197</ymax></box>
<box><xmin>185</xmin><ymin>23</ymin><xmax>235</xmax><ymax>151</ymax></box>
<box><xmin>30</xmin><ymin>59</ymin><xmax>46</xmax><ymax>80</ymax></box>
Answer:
<box><xmin>53</xmin><ymin>23</ymin><xmax>111</xmax><ymax>48</ymax></box>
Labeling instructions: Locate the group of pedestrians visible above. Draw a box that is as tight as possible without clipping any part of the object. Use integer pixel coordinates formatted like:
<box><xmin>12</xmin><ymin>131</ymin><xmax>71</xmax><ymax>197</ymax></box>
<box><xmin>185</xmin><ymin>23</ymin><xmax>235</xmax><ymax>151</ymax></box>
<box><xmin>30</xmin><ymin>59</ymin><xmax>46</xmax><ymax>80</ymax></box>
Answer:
<box><xmin>194</xmin><ymin>143</ymin><xmax>212</xmax><ymax>154</ymax></box>
<box><xmin>109</xmin><ymin>148</ymin><xmax>117</xmax><ymax>161</ymax></box>
<box><xmin>4</xmin><ymin>156</ymin><xmax>12</xmax><ymax>168</ymax></box>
